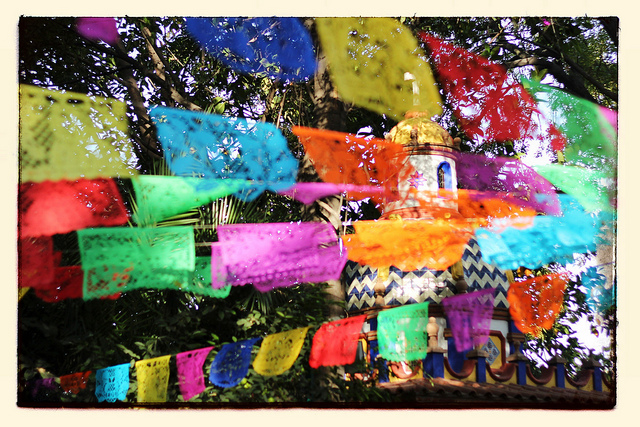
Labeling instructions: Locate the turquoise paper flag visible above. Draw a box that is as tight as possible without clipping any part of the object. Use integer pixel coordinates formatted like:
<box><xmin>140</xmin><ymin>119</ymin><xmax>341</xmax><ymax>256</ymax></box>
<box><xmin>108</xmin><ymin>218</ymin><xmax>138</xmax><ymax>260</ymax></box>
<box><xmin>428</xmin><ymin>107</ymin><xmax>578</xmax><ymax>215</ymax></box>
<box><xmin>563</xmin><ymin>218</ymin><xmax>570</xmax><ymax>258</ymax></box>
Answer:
<box><xmin>95</xmin><ymin>363</ymin><xmax>130</xmax><ymax>402</ymax></box>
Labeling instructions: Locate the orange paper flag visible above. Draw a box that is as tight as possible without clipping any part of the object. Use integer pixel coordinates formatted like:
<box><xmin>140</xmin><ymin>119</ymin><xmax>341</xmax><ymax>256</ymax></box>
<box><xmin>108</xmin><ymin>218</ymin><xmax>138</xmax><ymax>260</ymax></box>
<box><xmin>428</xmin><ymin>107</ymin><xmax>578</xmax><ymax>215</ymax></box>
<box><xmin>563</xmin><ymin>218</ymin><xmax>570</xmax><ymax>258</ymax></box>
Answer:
<box><xmin>507</xmin><ymin>273</ymin><xmax>569</xmax><ymax>337</ymax></box>
<box><xmin>342</xmin><ymin>218</ymin><xmax>479</xmax><ymax>271</ymax></box>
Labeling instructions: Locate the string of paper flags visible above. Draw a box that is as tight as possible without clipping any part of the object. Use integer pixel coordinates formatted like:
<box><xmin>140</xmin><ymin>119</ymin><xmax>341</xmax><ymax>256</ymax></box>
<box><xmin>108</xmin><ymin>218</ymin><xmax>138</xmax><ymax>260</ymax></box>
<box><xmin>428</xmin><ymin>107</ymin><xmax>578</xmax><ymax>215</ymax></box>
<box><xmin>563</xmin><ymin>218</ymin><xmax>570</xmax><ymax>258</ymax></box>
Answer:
<box><xmin>20</xmin><ymin>17</ymin><xmax>617</xmax><ymax>400</ymax></box>
<box><xmin>30</xmin><ymin>295</ymin><xmax>507</xmax><ymax>403</ymax></box>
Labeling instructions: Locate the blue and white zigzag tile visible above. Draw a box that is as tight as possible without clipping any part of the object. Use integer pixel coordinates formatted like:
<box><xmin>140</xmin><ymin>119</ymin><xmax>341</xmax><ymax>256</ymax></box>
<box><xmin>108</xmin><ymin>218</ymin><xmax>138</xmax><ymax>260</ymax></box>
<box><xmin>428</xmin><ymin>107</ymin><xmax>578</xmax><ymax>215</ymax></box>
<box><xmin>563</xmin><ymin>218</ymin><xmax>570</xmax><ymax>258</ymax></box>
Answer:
<box><xmin>461</xmin><ymin>238</ymin><xmax>511</xmax><ymax>308</ymax></box>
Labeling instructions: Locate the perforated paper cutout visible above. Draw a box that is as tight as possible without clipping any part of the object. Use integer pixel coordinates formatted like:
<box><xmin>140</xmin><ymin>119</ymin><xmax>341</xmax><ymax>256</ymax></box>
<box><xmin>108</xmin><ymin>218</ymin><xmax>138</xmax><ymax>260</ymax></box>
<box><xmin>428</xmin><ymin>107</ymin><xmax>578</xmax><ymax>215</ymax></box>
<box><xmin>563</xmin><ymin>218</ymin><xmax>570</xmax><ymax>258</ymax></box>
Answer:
<box><xmin>150</xmin><ymin>106</ymin><xmax>298</xmax><ymax>201</ymax></box>
<box><xmin>19</xmin><ymin>85</ymin><xmax>138</xmax><ymax>183</ymax></box>
<box><xmin>507</xmin><ymin>274</ymin><xmax>569</xmax><ymax>336</ymax></box>
<box><xmin>278</xmin><ymin>182</ymin><xmax>386</xmax><ymax>205</ymax></box>
<box><xmin>176</xmin><ymin>347</ymin><xmax>214</xmax><ymax>401</ymax></box>
<box><xmin>420</xmin><ymin>33</ymin><xmax>566</xmax><ymax>151</ymax></box>
<box><xmin>253</xmin><ymin>327</ymin><xmax>310</xmax><ymax>376</ymax></box>
<box><xmin>60</xmin><ymin>371</ymin><xmax>92</xmax><ymax>395</ymax></box>
<box><xmin>132</xmin><ymin>175</ymin><xmax>250</xmax><ymax>226</ymax></box>
<box><xmin>309</xmin><ymin>315</ymin><xmax>367</xmax><ymax>368</ymax></box>
<box><xmin>185</xmin><ymin>257</ymin><xmax>231</xmax><ymax>298</ymax></box>
<box><xmin>33</xmin><ymin>266</ymin><xmax>84</xmax><ymax>302</ymax></box>
<box><xmin>19</xmin><ymin>178</ymin><xmax>129</xmax><ymax>237</ymax></box>
<box><xmin>316</xmin><ymin>18</ymin><xmax>442</xmax><ymax>120</ymax></box>
<box><xmin>533</xmin><ymin>164</ymin><xmax>615</xmax><ymax>213</ymax></box>
<box><xmin>581</xmin><ymin>267</ymin><xmax>614</xmax><ymax>313</ymax></box>
<box><xmin>342</xmin><ymin>218</ymin><xmax>477</xmax><ymax>271</ymax></box>
<box><xmin>442</xmin><ymin>289</ymin><xmax>495</xmax><ymax>352</ymax></box>
<box><xmin>475</xmin><ymin>195</ymin><xmax>601</xmax><ymax>270</ymax></box>
<box><xmin>77</xmin><ymin>226</ymin><xmax>195</xmax><ymax>299</ymax></box>
<box><xmin>377</xmin><ymin>302</ymin><xmax>429</xmax><ymax>362</ymax></box>
<box><xmin>135</xmin><ymin>355</ymin><xmax>172</xmax><ymax>403</ymax></box>
<box><xmin>185</xmin><ymin>17</ymin><xmax>316</xmax><ymax>81</ymax></box>
<box><xmin>209</xmin><ymin>338</ymin><xmax>260</xmax><ymax>388</ymax></box>
<box><xmin>95</xmin><ymin>363</ymin><xmax>130</xmax><ymax>403</ymax></box>
<box><xmin>216</xmin><ymin>222</ymin><xmax>348</xmax><ymax>292</ymax></box>
<box><xmin>522</xmin><ymin>77</ymin><xmax>617</xmax><ymax>172</ymax></box>
<box><xmin>292</xmin><ymin>126</ymin><xmax>410</xmax><ymax>204</ymax></box>
<box><xmin>455</xmin><ymin>151</ymin><xmax>561</xmax><ymax>216</ymax></box>
<box><xmin>19</xmin><ymin>236</ymin><xmax>61</xmax><ymax>290</ymax></box>
<box><xmin>76</xmin><ymin>17</ymin><xmax>120</xmax><ymax>45</ymax></box>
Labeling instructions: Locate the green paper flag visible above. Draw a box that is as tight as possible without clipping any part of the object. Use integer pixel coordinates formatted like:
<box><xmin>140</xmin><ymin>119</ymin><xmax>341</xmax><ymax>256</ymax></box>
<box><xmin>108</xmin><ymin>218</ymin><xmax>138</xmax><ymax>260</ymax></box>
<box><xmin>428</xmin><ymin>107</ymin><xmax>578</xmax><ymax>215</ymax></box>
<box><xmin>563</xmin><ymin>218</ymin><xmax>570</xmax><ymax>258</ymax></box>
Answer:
<box><xmin>183</xmin><ymin>257</ymin><xmax>231</xmax><ymax>299</ymax></box>
<box><xmin>132</xmin><ymin>176</ymin><xmax>251</xmax><ymax>225</ymax></box>
<box><xmin>522</xmin><ymin>78</ymin><xmax>617</xmax><ymax>173</ymax></box>
<box><xmin>377</xmin><ymin>302</ymin><xmax>429</xmax><ymax>362</ymax></box>
<box><xmin>533</xmin><ymin>164</ymin><xmax>615</xmax><ymax>213</ymax></box>
<box><xmin>77</xmin><ymin>226</ymin><xmax>195</xmax><ymax>299</ymax></box>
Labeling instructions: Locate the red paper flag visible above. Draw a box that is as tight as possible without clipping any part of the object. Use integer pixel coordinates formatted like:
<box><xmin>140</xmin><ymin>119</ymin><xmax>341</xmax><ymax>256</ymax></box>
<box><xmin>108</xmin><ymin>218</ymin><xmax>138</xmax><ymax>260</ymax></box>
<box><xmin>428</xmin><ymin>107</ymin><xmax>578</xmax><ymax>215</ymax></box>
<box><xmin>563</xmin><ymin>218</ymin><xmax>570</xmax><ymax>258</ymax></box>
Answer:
<box><xmin>60</xmin><ymin>371</ymin><xmax>92</xmax><ymax>394</ymax></box>
<box><xmin>18</xmin><ymin>236</ymin><xmax>61</xmax><ymax>289</ymax></box>
<box><xmin>309</xmin><ymin>315</ymin><xmax>367</xmax><ymax>368</ymax></box>
<box><xmin>419</xmin><ymin>33</ymin><xmax>566</xmax><ymax>151</ymax></box>
<box><xmin>19</xmin><ymin>178</ymin><xmax>129</xmax><ymax>238</ymax></box>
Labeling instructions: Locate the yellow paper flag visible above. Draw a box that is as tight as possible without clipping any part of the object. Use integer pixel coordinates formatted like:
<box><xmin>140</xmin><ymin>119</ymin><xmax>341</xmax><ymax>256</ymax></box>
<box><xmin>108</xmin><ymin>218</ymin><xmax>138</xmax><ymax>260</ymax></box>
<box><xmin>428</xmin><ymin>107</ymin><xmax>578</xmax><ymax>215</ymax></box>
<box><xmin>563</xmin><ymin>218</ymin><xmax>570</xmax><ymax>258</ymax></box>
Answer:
<box><xmin>135</xmin><ymin>355</ymin><xmax>171</xmax><ymax>403</ymax></box>
<box><xmin>316</xmin><ymin>18</ymin><xmax>443</xmax><ymax>121</ymax></box>
<box><xmin>19</xmin><ymin>84</ymin><xmax>138</xmax><ymax>183</ymax></box>
<box><xmin>253</xmin><ymin>327</ymin><xmax>310</xmax><ymax>377</ymax></box>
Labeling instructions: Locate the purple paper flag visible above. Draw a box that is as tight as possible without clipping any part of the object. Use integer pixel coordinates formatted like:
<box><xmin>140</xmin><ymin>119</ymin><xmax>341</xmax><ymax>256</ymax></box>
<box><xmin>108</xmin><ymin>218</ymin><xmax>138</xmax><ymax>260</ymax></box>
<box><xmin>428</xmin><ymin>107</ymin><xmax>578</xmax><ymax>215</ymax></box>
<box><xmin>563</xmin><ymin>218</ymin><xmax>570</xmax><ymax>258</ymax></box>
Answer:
<box><xmin>214</xmin><ymin>222</ymin><xmax>348</xmax><ymax>292</ymax></box>
<box><xmin>176</xmin><ymin>347</ymin><xmax>214</xmax><ymax>401</ymax></box>
<box><xmin>76</xmin><ymin>17</ymin><xmax>120</xmax><ymax>45</ymax></box>
<box><xmin>455</xmin><ymin>151</ymin><xmax>561</xmax><ymax>216</ymax></box>
<box><xmin>442</xmin><ymin>288</ymin><xmax>495</xmax><ymax>352</ymax></box>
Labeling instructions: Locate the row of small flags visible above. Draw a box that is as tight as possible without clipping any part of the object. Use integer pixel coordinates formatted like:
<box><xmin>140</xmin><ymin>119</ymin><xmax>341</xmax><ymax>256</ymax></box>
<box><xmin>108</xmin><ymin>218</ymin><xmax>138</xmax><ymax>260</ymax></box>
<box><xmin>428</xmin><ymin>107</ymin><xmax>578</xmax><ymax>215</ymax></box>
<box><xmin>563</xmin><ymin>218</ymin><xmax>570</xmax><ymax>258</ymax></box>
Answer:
<box><xmin>26</xmin><ymin>296</ymin><xmax>496</xmax><ymax>403</ymax></box>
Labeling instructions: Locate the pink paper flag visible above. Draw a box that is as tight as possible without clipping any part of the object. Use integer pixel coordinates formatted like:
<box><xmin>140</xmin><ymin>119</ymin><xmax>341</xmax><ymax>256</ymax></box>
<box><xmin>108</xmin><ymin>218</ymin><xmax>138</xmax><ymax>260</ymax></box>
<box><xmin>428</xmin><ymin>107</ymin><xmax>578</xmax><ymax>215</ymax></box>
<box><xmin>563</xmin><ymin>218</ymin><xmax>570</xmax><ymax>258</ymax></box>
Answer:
<box><xmin>278</xmin><ymin>182</ymin><xmax>387</xmax><ymax>205</ymax></box>
<box><xmin>176</xmin><ymin>347</ymin><xmax>214</xmax><ymax>401</ymax></box>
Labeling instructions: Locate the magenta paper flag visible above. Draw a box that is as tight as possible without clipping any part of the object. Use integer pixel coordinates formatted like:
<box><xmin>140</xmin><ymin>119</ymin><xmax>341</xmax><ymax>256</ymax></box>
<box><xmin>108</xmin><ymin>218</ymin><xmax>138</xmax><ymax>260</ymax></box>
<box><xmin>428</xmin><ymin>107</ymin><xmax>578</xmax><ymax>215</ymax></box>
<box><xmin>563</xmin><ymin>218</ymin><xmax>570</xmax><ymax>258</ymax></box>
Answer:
<box><xmin>176</xmin><ymin>347</ymin><xmax>214</xmax><ymax>401</ymax></box>
<box><xmin>309</xmin><ymin>315</ymin><xmax>367</xmax><ymax>369</ymax></box>
<box><xmin>441</xmin><ymin>289</ymin><xmax>495</xmax><ymax>352</ymax></box>
<box><xmin>278</xmin><ymin>182</ymin><xmax>386</xmax><ymax>205</ymax></box>
<box><xmin>420</xmin><ymin>32</ymin><xmax>566</xmax><ymax>151</ymax></box>
<box><xmin>76</xmin><ymin>17</ymin><xmax>120</xmax><ymax>45</ymax></box>
<box><xmin>599</xmin><ymin>106</ymin><xmax>618</xmax><ymax>130</ymax></box>
<box><xmin>455</xmin><ymin>151</ymin><xmax>561</xmax><ymax>216</ymax></box>
<box><xmin>215</xmin><ymin>222</ymin><xmax>348</xmax><ymax>292</ymax></box>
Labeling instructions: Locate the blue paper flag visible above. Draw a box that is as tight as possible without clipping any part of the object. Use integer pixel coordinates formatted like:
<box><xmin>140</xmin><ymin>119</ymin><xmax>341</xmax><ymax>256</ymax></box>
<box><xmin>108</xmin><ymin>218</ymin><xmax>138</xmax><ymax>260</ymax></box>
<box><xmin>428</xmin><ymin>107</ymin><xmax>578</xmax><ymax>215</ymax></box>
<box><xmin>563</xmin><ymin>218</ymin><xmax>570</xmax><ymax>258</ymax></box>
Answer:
<box><xmin>150</xmin><ymin>106</ymin><xmax>298</xmax><ymax>201</ymax></box>
<box><xmin>185</xmin><ymin>17</ymin><xmax>317</xmax><ymax>81</ymax></box>
<box><xmin>208</xmin><ymin>337</ymin><xmax>261</xmax><ymax>388</ymax></box>
<box><xmin>95</xmin><ymin>363</ymin><xmax>130</xmax><ymax>402</ymax></box>
<box><xmin>581</xmin><ymin>267</ymin><xmax>614</xmax><ymax>313</ymax></box>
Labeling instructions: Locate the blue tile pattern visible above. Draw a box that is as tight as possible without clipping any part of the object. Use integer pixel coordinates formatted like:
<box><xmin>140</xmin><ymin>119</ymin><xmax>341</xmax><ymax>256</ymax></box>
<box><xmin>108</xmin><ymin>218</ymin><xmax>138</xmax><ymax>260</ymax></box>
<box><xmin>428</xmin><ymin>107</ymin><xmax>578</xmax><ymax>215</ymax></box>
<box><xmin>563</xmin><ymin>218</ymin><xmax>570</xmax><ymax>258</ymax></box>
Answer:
<box><xmin>461</xmin><ymin>239</ymin><xmax>511</xmax><ymax>308</ymax></box>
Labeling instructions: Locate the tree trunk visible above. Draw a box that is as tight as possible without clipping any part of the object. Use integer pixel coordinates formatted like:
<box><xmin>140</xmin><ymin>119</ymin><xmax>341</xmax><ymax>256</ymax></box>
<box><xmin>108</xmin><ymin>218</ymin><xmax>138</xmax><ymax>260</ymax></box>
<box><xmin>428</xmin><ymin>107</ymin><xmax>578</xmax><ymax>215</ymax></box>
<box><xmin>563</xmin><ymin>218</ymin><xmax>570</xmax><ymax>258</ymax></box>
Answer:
<box><xmin>302</xmin><ymin>19</ymin><xmax>349</xmax><ymax>321</ymax></box>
